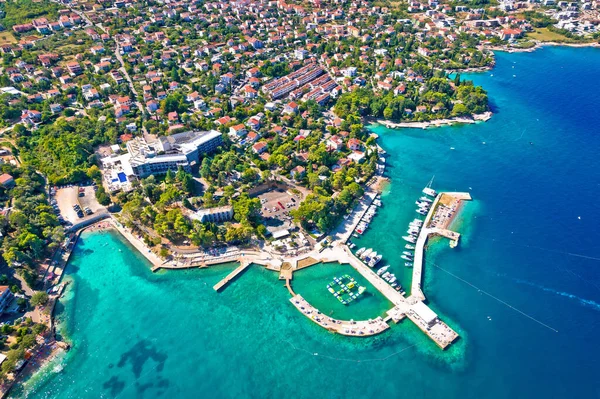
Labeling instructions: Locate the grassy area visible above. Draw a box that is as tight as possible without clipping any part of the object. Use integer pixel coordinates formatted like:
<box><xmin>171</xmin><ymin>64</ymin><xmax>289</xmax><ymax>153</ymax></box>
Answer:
<box><xmin>514</xmin><ymin>40</ymin><xmax>537</xmax><ymax>49</ymax></box>
<box><xmin>0</xmin><ymin>31</ymin><xmax>17</xmax><ymax>45</ymax></box>
<box><xmin>526</xmin><ymin>28</ymin><xmax>579</xmax><ymax>43</ymax></box>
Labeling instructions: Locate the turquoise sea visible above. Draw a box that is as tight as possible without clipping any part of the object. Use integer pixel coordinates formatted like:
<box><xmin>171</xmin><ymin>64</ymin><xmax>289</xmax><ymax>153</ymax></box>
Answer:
<box><xmin>12</xmin><ymin>47</ymin><xmax>600</xmax><ymax>398</ymax></box>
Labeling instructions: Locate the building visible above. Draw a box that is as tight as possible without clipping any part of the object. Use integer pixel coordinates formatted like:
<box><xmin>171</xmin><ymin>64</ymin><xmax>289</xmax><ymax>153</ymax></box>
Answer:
<box><xmin>411</xmin><ymin>301</ymin><xmax>439</xmax><ymax>328</ymax></box>
<box><xmin>0</xmin><ymin>174</ymin><xmax>15</xmax><ymax>187</ymax></box>
<box><xmin>127</xmin><ymin>130</ymin><xmax>222</xmax><ymax>177</ymax></box>
<box><xmin>192</xmin><ymin>206</ymin><xmax>234</xmax><ymax>223</ymax></box>
<box><xmin>0</xmin><ymin>286</ymin><xmax>13</xmax><ymax>314</ymax></box>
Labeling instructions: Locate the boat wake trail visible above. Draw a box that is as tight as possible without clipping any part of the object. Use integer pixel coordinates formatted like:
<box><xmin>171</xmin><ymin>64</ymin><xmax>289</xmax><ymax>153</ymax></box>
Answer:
<box><xmin>431</xmin><ymin>262</ymin><xmax>559</xmax><ymax>333</ymax></box>
<box><xmin>280</xmin><ymin>340</ymin><xmax>417</xmax><ymax>363</ymax></box>
<box><xmin>513</xmin><ymin>278</ymin><xmax>600</xmax><ymax>312</ymax></box>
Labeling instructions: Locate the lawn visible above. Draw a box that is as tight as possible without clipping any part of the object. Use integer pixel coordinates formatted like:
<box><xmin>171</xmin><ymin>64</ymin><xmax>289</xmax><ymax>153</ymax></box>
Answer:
<box><xmin>0</xmin><ymin>31</ymin><xmax>17</xmax><ymax>45</ymax></box>
<box><xmin>526</xmin><ymin>28</ymin><xmax>579</xmax><ymax>43</ymax></box>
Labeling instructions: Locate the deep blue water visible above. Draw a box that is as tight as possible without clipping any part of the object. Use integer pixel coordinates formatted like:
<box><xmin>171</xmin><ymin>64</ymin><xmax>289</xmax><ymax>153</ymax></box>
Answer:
<box><xmin>14</xmin><ymin>47</ymin><xmax>600</xmax><ymax>398</ymax></box>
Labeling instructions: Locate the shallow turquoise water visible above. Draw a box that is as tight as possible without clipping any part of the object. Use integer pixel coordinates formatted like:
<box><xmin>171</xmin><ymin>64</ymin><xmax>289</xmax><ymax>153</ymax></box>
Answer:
<box><xmin>291</xmin><ymin>262</ymin><xmax>393</xmax><ymax>320</ymax></box>
<box><xmin>14</xmin><ymin>47</ymin><xmax>600</xmax><ymax>398</ymax></box>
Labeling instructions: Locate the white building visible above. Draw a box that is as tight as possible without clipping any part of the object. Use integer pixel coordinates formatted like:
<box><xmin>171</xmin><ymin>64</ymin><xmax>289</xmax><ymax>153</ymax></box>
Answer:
<box><xmin>411</xmin><ymin>301</ymin><xmax>439</xmax><ymax>328</ymax></box>
<box><xmin>192</xmin><ymin>206</ymin><xmax>234</xmax><ymax>223</ymax></box>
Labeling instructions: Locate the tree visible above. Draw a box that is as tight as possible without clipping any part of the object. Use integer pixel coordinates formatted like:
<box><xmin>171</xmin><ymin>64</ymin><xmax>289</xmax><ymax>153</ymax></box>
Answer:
<box><xmin>95</xmin><ymin>186</ymin><xmax>111</xmax><ymax>206</ymax></box>
<box><xmin>30</xmin><ymin>292</ymin><xmax>49</xmax><ymax>307</ymax></box>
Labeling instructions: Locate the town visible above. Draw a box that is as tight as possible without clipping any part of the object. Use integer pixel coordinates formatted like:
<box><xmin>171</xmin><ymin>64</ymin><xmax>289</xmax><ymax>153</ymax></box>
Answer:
<box><xmin>0</xmin><ymin>0</ymin><xmax>598</xmax><ymax>392</ymax></box>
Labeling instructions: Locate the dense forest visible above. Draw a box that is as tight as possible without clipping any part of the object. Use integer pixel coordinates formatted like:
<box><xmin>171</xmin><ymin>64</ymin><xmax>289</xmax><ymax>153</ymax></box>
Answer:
<box><xmin>0</xmin><ymin>0</ymin><xmax>60</xmax><ymax>30</ymax></box>
<box><xmin>0</xmin><ymin>165</ymin><xmax>63</xmax><ymax>286</ymax></box>
<box><xmin>13</xmin><ymin>118</ymin><xmax>120</xmax><ymax>185</ymax></box>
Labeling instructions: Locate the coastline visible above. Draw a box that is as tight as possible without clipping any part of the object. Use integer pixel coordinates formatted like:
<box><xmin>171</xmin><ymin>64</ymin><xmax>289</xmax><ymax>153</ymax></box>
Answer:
<box><xmin>489</xmin><ymin>40</ymin><xmax>600</xmax><ymax>54</ymax></box>
<box><xmin>106</xmin><ymin>219</ymin><xmax>167</xmax><ymax>269</ymax></box>
<box><xmin>375</xmin><ymin>111</ymin><xmax>492</xmax><ymax>130</ymax></box>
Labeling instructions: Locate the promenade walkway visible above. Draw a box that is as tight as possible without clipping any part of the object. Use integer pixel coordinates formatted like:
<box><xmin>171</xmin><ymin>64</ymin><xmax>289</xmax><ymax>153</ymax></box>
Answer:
<box><xmin>290</xmin><ymin>295</ymin><xmax>389</xmax><ymax>337</ymax></box>
<box><xmin>330</xmin><ymin>191</ymin><xmax>377</xmax><ymax>244</ymax></box>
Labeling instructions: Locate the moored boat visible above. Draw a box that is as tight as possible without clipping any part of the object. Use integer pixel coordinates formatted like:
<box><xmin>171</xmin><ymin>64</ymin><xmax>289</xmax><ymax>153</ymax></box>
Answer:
<box><xmin>377</xmin><ymin>265</ymin><xmax>390</xmax><ymax>276</ymax></box>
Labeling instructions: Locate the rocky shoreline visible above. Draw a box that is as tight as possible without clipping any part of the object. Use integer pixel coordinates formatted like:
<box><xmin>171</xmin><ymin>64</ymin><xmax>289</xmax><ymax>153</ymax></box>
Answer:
<box><xmin>376</xmin><ymin>111</ymin><xmax>493</xmax><ymax>130</ymax></box>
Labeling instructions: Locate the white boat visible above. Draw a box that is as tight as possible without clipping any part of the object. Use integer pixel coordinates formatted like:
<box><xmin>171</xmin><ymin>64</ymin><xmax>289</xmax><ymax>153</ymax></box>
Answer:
<box><xmin>423</xmin><ymin>187</ymin><xmax>436</xmax><ymax>197</ymax></box>
<box><xmin>405</xmin><ymin>262</ymin><xmax>413</xmax><ymax>267</ymax></box>
<box><xmin>389</xmin><ymin>276</ymin><xmax>397</xmax><ymax>284</ymax></box>
<box><xmin>405</xmin><ymin>244</ymin><xmax>415</xmax><ymax>250</ymax></box>
<box><xmin>382</xmin><ymin>272</ymin><xmax>391</xmax><ymax>279</ymax></box>
<box><xmin>402</xmin><ymin>251</ymin><xmax>413</xmax><ymax>256</ymax></box>
<box><xmin>384</xmin><ymin>274</ymin><xmax>394</xmax><ymax>282</ymax></box>
<box><xmin>377</xmin><ymin>265</ymin><xmax>390</xmax><ymax>276</ymax></box>
<box><xmin>369</xmin><ymin>254</ymin><xmax>382</xmax><ymax>267</ymax></box>
<box><xmin>365</xmin><ymin>251</ymin><xmax>377</xmax><ymax>262</ymax></box>
<box><xmin>402</xmin><ymin>235</ymin><xmax>416</xmax><ymax>243</ymax></box>
<box><xmin>417</xmin><ymin>209</ymin><xmax>428</xmax><ymax>215</ymax></box>
<box><xmin>419</xmin><ymin>196</ymin><xmax>433</xmax><ymax>203</ymax></box>
<box><xmin>356</xmin><ymin>247</ymin><xmax>366</xmax><ymax>256</ymax></box>
<box><xmin>391</xmin><ymin>282</ymin><xmax>398</xmax><ymax>287</ymax></box>
<box><xmin>401</xmin><ymin>254</ymin><xmax>413</xmax><ymax>261</ymax></box>
<box><xmin>361</xmin><ymin>248</ymin><xmax>373</xmax><ymax>260</ymax></box>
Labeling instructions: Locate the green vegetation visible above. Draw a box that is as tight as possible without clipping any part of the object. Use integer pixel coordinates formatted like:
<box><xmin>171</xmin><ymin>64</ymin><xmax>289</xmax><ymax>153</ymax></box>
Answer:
<box><xmin>526</xmin><ymin>27</ymin><xmax>589</xmax><ymax>43</ymax></box>
<box><xmin>0</xmin><ymin>318</ymin><xmax>47</xmax><ymax>380</ymax></box>
<box><xmin>0</xmin><ymin>0</ymin><xmax>60</xmax><ymax>30</ymax></box>
<box><xmin>0</xmin><ymin>165</ymin><xmax>64</xmax><ymax>287</ymax></box>
<box><xmin>334</xmin><ymin>76</ymin><xmax>488</xmax><ymax>122</ymax></box>
<box><xmin>30</xmin><ymin>291</ymin><xmax>49</xmax><ymax>307</ymax></box>
<box><xmin>14</xmin><ymin>118</ymin><xmax>120</xmax><ymax>184</ymax></box>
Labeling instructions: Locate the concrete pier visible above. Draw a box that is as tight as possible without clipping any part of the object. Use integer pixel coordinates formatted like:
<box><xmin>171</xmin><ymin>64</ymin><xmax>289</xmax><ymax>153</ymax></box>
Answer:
<box><xmin>410</xmin><ymin>192</ymin><xmax>470</xmax><ymax>303</ymax></box>
<box><xmin>290</xmin><ymin>295</ymin><xmax>389</xmax><ymax>337</ymax></box>
<box><xmin>213</xmin><ymin>262</ymin><xmax>252</xmax><ymax>291</ymax></box>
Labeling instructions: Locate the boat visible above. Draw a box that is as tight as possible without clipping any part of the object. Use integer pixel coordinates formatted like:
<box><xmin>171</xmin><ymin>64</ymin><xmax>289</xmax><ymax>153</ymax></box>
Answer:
<box><xmin>382</xmin><ymin>272</ymin><xmax>390</xmax><ymax>279</ymax></box>
<box><xmin>423</xmin><ymin>187</ymin><xmax>436</xmax><ymax>197</ymax></box>
<box><xmin>405</xmin><ymin>262</ymin><xmax>413</xmax><ymax>267</ymax></box>
<box><xmin>369</xmin><ymin>254</ymin><xmax>382</xmax><ymax>267</ymax></box>
<box><xmin>365</xmin><ymin>251</ymin><xmax>377</xmax><ymax>262</ymax></box>
<box><xmin>348</xmin><ymin>243</ymin><xmax>355</xmax><ymax>249</ymax></box>
<box><xmin>402</xmin><ymin>251</ymin><xmax>413</xmax><ymax>256</ymax></box>
<box><xmin>423</xmin><ymin>176</ymin><xmax>437</xmax><ymax>197</ymax></box>
<box><xmin>419</xmin><ymin>196</ymin><xmax>433</xmax><ymax>203</ymax></box>
<box><xmin>384</xmin><ymin>274</ymin><xmax>394</xmax><ymax>282</ymax></box>
<box><xmin>391</xmin><ymin>282</ymin><xmax>398</xmax><ymax>287</ymax></box>
<box><xmin>405</xmin><ymin>244</ymin><xmax>415</xmax><ymax>250</ymax></box>
<box><xmin>401</xmin><ymin>254</ymin><xmax>413</xmax><ymax>261</ymax></box>
<box><xmin>389</xmin><ymin>276</ymin><xmax>397</xmax><ymax>284</ymax></box>
<box><xmin>402</xmin><ymin>235</ymin><xmax>416</xmax><ymax>243</ymax></box>
<box><xmin>417</xmin><ymin>209</ymin><xmax>428</xmax><ymax>215</ymax></box>
<box><xmin>356</xmin><ymin>247</ymin><xmax>366</xmax><ymax>256</ymax></box>
<box><xmin>377</xmin><ymin>265</ymin><xmax>389</xmax><ymax>276</ymax></box>
<box><xmin>358</xmin><ymin>286</ymin><xmax>366</xmax><ymax>294</ymax></box>
<box><xmin>361</xmin><ymin>248</ymin><xmax>373</xmax><ymax>260</ymax></box>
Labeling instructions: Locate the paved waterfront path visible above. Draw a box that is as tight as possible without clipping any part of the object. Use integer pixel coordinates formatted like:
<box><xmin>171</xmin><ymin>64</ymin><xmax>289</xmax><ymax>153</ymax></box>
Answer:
<box><xmin>290</xmin><ymin>295</ymin><xmax>389</xmax><ymax>337</ymax></box>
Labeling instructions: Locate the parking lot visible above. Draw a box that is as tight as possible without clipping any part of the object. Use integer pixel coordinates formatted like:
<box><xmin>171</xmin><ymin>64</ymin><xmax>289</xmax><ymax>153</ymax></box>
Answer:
<box><xmin>54</xmin><ymin>185</ymin><xmax>105</xmax><ymax>224</ymax></box>
<box><xmin>258</xmin><ymin>188</ymin><xmax>300</xmax><ymax>220</ymax></box>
